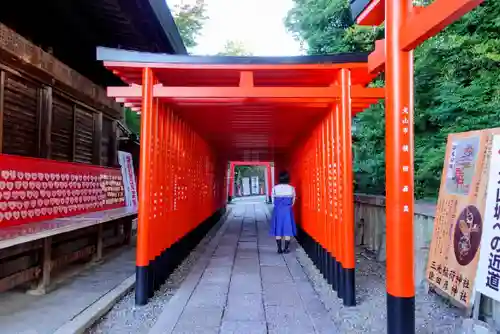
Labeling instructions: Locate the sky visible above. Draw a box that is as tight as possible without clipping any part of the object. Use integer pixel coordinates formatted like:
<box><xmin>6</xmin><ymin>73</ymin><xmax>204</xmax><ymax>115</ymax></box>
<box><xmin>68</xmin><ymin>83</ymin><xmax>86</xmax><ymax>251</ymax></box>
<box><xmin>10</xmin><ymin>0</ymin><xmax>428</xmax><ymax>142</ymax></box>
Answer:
<box><xmin>167</xmin><ymin>0</ymin><xmax>303</xmax><ymax>56</ymax></box>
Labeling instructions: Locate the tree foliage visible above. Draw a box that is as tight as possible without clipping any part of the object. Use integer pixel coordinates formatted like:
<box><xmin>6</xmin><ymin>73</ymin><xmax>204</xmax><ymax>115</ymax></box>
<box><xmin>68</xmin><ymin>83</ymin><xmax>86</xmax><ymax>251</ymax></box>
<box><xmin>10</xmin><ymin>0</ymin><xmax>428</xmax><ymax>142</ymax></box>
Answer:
<box><xmin>171</xmin><ymin>0</ymin><xmax>208</xmax><ymax>48</ymax></box>
<box><xmin>285</xmin><ymin>1</ymin><xmax>500</xmax><ymax>200</ymax></box>
<box><xmin>125</xmin><ymin>1</ymin><xmax>207</xmax><ymax>133</ymax></box>
<box><xmin>217</xmin><ymin>40</ymin><xmax>253</xmax><ymax>56</ymax></box>
<box><xmin>124</xmin><ymin>108</ymin><xmax>140</xmax><ymax>135</ymax></box>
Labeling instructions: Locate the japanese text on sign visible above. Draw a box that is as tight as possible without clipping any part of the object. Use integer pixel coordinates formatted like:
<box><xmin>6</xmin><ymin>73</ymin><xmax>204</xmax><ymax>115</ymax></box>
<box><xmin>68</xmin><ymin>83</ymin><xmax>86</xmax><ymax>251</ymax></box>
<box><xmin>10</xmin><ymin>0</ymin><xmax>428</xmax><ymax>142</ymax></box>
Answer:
<box><xmin>477</xmin><ymin>135</ymin><xmax>500</xmax><ymax>301</ymax></box>
<box><xmin>426</xmin><ymin>129</ymin><xmax>500</xmax><ymax>307</ymax></box>
<box><xmin>400</xmin><ymin>106</ymin><xmax>411</xmax><ymax>214</ymax></box>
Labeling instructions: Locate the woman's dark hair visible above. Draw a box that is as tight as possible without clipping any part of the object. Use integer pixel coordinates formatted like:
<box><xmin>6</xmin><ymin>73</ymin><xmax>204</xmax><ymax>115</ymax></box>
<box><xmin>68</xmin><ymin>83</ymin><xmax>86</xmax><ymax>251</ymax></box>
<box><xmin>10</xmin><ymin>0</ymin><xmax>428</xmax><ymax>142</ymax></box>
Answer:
<box><xmin>279</xmin><ymin>171</ymin><xmax>290</xmax><ymax>184</ymax></box>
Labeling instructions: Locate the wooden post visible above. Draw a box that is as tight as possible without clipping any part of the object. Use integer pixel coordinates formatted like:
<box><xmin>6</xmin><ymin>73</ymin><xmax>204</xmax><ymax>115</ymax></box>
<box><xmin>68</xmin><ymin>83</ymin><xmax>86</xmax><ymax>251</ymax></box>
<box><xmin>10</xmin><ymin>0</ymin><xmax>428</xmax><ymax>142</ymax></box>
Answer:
<box><xmin>385</xmin><ymin>0</ymin><xmax>415</xmax><ymax>332</ymax></box>
<box><xmin>123</xmin><ymin>217</ymin><xmax>133</xmax><ymax>245</ymax></box>
<box><xmin>334</xmin><ymin>104</ymin><xmax>344</xmax><ymax>299</ymax></box>
<box><xmin>95</xmin><ymin>224</ymin><xmax>104</xmax><ymax>262</ymax></box>
<box><xmin>266</xmin><ymin>163</ymin><xmax>273</xmax><ymax>203</ymax></box>
<box><xmin>340</xmin><ymin>68</ymin><xmax>356</xmax><ymax>306</ymax></box>
<box><xmin>327</xmin><ymin>109</ymin><xmax>338</xmax><ymax>291</ymax></box>
<box><xmin>228</xmin><ymin>162</ymin><xmax>235</xmax><ymax>202</ymax></box>
<box><xmin>110</xmin><ymin>120</ymin><xmax>119</xmax><ymax>167</ymax></box>
<box><xmin>136</xmin><ymin>67</ymin><xmax>154</xmax><ymax>305</ymax></box>
<box><xmin>0</xmin><ymin>71</ymin><xmax>4</xmax><ymax>153</ymax></box>
<box><xmin>28</xmin><ymin>237</ymin><xmax>52</xmax><ymax>295</ymax></box>
<box><xmin>71</xmin><ymin>104</ymin><xmax>77</xmax><ymax>161</ymax></box>
<box><xmin>40</xmin><ymin>86</ymin><xmax>53</xmax><ymax>159</ymax></box>
<box><xmin>93</xmin><ymin>112</ymin><xmax>103</xmax><ymax>165</ymax></box>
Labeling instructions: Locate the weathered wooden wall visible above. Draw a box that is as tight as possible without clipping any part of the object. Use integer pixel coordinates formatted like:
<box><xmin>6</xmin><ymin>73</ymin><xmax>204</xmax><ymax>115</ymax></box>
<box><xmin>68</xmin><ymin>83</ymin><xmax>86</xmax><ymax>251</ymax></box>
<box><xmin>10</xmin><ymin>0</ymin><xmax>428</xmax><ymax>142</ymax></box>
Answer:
<box><xmin>0</xmin><ymin>23</ymin><xmax>129</xmax><ymax>293</ymax></box>
<box><xmin>0</xmin><ymin>23</ymin><xmax>122</xmax><ymax>166</ymax></box>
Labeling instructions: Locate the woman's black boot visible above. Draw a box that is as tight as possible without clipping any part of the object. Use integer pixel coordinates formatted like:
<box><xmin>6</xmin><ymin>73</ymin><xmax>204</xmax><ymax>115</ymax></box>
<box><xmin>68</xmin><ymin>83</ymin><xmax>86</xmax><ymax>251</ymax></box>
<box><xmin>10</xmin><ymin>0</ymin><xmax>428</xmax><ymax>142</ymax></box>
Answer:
<box><xmin>284</xmin><ymin>240</ymin><xmax>291</xmax><ymax>254</ymax></box>
<box><xmin>276</xmin><ymin>239</ymin><xmax>283</xmax><ymax>254</ymax></box>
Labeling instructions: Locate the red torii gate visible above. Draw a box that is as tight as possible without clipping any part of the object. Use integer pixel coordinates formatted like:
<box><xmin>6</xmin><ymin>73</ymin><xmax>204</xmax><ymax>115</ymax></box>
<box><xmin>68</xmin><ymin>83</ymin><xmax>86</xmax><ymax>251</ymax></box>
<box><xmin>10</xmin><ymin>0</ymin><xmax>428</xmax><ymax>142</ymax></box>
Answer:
<box><xmin>227</xmin><ymin>161</ymin><xmax>273</xmax><ymax>202</ymax></box>
<box><xmin>351</xmin><ymin>0</ymin><xmax>484</xmax><ymax>332</ymax></box>
<box><xmin>98</xmin><ymin>48</ymin><xmax>383</xmax><ymax>310</ymax></box>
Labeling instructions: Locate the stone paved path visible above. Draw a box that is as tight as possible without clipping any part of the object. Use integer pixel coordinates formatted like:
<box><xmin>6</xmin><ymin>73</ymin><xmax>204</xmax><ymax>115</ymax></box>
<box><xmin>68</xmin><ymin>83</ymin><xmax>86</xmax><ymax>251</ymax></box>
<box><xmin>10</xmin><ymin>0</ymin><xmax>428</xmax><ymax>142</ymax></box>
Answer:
<box><xmin>0</xmin><ymin>245</ymin><xmax>135</xmax><ymax>334</ymax></box>
<box><xmin>149</xmin><ymin>202</ymin><xmax>338</xmax><ymax>334</ymax></box>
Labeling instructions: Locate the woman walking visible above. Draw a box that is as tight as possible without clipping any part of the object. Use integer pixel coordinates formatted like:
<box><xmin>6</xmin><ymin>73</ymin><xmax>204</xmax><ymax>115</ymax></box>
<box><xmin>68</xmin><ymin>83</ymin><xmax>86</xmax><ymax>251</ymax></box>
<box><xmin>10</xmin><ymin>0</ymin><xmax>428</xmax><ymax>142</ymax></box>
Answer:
<box><xmin>270</xmin><ymin>171</ymin><xmax>297</xmax><ymax>254</ymax></box>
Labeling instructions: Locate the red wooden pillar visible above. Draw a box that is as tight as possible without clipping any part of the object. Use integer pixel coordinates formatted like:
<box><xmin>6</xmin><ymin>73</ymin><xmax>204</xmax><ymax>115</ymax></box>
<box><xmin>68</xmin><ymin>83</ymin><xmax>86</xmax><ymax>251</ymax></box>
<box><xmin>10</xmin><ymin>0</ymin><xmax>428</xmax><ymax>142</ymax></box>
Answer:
<box><xmin>173</xmin><ymin>114</ymin><xmax>180</xmax><ymax>243</ymax></box>
<box><xmin>320</xmin><ymin>119</ymin><xmax>329</xmax><ymax>282</ymax></box>
<box><xmin>266</xmin><ymin>162</ymin><xmax>273</xmax><ymax>203</ymax></box>
<box><xmin>150</xmin><ymin>94</ymin><xmax>161</xmax><ymax>294</ymax></box>
<box><xmin>136</xmin><ymin>67</ymin><xmax>154</xmax><ymax>305</ymax></box>
<box><xmin>327</xmin><ymin>110</ymin><xmax>338</xmax><ymax>291</ymax></box>
<box><xmin>386</xmin><ymin>0</ymin><xmax>415</xmax><ymax>331</ymax></box>
<box><xmin>165</xmin><ymin>109</ymin><xmax>173</xmax><ymax>251</ymax></box>
<box><xmin>334</xmin><ymin>103</ymin><xmax>344</xmax><ymax>300</ymax></box>
<box><xmin>314</xmin><ymin>125</ymin><xmax>321</xmax><ymax>275</ymax></box>
<box><xmin>323</xmin><ymin>116</ymin><xmax>333</xmax><ymax>288</ymax></box>
<box><xmin>228</xmin><ymin>162</ymin><xmax>235</xmax><ymax>202</ymax></box>
<box><xmin>156</xmin><ymin>102</ymin><xmax>167</xmax><ymax>287</ymax></box>
<box><xmin>340</xmin><ymin>68</ymin><xmax>356</xmax><ymax>306</ymax></box>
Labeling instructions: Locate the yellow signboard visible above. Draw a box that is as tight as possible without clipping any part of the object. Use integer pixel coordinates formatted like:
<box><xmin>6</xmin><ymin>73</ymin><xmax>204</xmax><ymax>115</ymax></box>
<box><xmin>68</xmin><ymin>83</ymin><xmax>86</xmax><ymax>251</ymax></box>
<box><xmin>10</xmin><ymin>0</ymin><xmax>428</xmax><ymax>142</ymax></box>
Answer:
<box><xmin>426</xmin><ymin>128</ymin><xmax>500</xmax><ymax>307</ymax></box>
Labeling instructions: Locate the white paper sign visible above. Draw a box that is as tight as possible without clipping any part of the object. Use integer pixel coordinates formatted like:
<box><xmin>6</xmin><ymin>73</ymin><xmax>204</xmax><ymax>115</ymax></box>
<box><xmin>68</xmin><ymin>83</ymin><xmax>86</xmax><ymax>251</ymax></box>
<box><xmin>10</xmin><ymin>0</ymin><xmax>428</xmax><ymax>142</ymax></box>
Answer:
<box><xmin>476</xmin><ymin>135</ymin><xmax>500</xmax><ymax>301</ymax></box>
<box><xmin>118</xmin><ymin>151</ymin><xmax>138</xmax><ymax>209</ymax></box>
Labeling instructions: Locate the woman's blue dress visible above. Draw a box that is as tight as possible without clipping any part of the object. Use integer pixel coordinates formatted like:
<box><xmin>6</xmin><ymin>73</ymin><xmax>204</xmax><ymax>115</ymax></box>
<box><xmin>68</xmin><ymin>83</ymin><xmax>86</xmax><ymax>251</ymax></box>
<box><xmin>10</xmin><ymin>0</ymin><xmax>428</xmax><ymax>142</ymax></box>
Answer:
<box><xmin>270</xmin><ymin>196</ymin><xmax>297</xmax><ymax>237</ymax></box>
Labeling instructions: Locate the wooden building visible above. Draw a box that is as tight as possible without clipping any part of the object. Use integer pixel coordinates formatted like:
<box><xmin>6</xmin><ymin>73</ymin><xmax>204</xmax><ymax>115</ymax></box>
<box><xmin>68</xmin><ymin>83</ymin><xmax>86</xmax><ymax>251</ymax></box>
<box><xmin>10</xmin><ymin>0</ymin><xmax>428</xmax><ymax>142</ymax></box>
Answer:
<box><xmin>0</xmin><ymin>0</ymin><xmax>185</xmax><ymax>165</ymax></box>
<box><xmin>0</xmin><ymin>0</ymin><xmax>185</xmax><ymax>294</ymax></box>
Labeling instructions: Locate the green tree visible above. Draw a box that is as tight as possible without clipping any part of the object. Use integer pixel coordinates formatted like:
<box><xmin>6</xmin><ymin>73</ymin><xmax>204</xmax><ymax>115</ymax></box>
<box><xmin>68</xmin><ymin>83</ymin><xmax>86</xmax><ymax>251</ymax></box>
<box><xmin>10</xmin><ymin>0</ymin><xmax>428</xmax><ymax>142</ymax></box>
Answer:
<box><xmin>285</xmin><ymin>0</ymin><xmax>500</xmax><ymax>200</ymax></box>
<box><xmin>124</xmin><ymin>107</ymin><xmax>140</xmax><ymax>135</ymax></box>
<box><xmin>125</xmin><ymin>1</ymin><xmax>207</xmax><ymax>134</ymax></box>
<box><xmin>217</xmin><ymin>40</ymin><xmax>253</xmax><ymax>56</ymax></box>
<box><xmin>171</xmin><ymin>0</ymin><xmax>208</xmax><ymax>49</ymax></box>
<box><xmin>285</xmin><ymin>0</ymin><xmax>382</xmax><ymax>54</ymax></box>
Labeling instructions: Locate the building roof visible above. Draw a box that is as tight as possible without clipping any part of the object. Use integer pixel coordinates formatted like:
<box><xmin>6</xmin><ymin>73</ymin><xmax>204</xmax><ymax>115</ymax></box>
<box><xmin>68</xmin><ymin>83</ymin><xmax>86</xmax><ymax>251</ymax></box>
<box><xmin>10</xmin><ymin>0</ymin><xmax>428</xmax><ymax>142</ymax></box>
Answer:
<box><xmin>99</xmin><ymin>48</ymin><xmax>383</xmax><ymax>161</ymax></box>
<box><xmin>97</xmin><ymin>47</ymin><xmax>369</xmax><ymax>65</ymax></box>
<box><xmin>350</xmin><ymin>0</ymin><xmax>373</xmax><ymax>21</ymax></box>
<box><xmin>0</xmin><ymin>0</ymin><xmax>186</xmax><ymax>87</ymax></box>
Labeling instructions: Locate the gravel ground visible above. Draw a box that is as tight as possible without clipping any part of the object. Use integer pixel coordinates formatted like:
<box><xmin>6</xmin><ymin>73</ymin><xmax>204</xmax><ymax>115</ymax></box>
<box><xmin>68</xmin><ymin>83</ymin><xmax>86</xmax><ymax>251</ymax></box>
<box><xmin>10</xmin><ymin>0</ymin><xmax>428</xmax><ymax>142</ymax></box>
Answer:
<box><xmin>295</xmin><ymin>247</ymin><xmax>463</xmax><ymax>334</ymax></box>
<box><xmin>87</xmin><ymin>216</ymin><xmax>226</xmax><ymax>334</ymax></box>
<box><xmin>87</xmin><ymin>206</ymin><xmax>463</xmax><ymax>334</ymax></box>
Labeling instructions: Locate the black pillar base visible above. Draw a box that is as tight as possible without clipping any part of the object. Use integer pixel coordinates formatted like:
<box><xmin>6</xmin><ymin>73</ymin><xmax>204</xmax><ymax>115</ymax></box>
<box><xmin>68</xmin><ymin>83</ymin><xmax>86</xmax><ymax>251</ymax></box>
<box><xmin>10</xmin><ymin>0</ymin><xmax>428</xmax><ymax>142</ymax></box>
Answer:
<box><xmin>267</xmin><ymin>196</ymin><xmax>272</xmax><ymax>203</ymax></box>
<box><xmin>343</xmin><ymin>268</ymin><xmax>356</xmax><ymax>306</ymax></box>
<box><xmin>316</xmin><ymin>244</ymin><xmax>321</xmax><ymax>269</ymax></box>
<box><xmin>135</xmin><ymin>265</ymin><xmax>150</xmax><ymax>306</ymax></box>
<box><xmin>326</xmin><ymin>252</ymin><xmax>332</xmax><ymax>285</ymax></box>
<box><xmin>337</xmin><ymin>262</ymin><xmax>344</xmax><ymax>299</ymax></box>
<box><xmin>330</xmin><ymin>256</ymin><xmax>337</xmax><ymax>291</ymax></box>
<box><xmin>296</xmin><ymin>227</ymin><xmax>355</xmax><ymax>303</ymax></box>
<box><xmin>135</xmin><ymin>208</ymin><xmax>225</xmax><ymax>305</ymax></box>
<box><xmin>387</xmin><ymin>293</ymin><xmax>415</xmax><ymax>334</ymax></box>
<box><xmin>324</xmin><ymin>250</ymin><xmax>329</xmax><ymax>282</ymax></box>
<box><xmin>228</xmin><ymin>195</ymin><xmax>233</xmax><ymax>203</ymax></box>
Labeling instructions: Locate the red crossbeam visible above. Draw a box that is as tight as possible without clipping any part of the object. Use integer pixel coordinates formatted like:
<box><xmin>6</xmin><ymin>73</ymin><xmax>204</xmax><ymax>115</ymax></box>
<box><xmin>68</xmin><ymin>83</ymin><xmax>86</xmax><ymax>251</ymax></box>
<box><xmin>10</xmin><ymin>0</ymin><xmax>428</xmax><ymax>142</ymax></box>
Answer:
<box><xmin>356</xmin><ymin>0</ymin><xmax>384</xmax><ymax>26</ymax></box>
<box><xmin>363</xmin><ymin>0</ymin><xmax>484</xmax><ymax>74</ymax></box>
<box><xmin>400</xmin><ymin>0</ymin><xmax>484</xmax><ymax>51</ymax></box>
<box><xmin>107</xmin><ymin>85</ymin><xmax>384</xmax><ymax>100</ymax></box>
<box><xmin>368</xmin><ymin>39</ymin><xmax>385</xmax><ymax>74</ymax></box>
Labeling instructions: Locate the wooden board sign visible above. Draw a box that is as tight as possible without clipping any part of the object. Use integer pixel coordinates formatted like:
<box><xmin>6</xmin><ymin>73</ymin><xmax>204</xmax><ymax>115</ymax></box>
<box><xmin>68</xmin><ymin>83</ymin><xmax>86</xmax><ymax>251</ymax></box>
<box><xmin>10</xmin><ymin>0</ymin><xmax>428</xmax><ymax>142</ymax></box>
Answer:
<box><xmin>476</xmin><ymin>135</ymin><xmax>500</xmax><ymax>302</ymax></box>
<box><xmin>118</xmin><ymin>151</ymin><xmax>138</xmax><ymax>209</ymax></box>
<box><xmin>426</xmin><ymin>128</ymin><xmax>500</xmax><ymax>307</ymax></box>
<box><xmin>0</xmin><ymin>154</ymin><xmax>125</xmax><ymax>227</ymax></box>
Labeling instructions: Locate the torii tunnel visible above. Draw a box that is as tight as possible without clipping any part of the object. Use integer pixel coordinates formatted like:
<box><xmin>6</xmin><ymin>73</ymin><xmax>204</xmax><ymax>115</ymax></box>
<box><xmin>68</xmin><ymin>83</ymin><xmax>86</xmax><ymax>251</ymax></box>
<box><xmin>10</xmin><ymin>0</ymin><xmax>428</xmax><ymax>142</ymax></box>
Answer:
<box><xmin>99</xmin><ymin>46</ymin><xmax>383</xmax><ymax>305</ymax></box>
<box><xmin>97</xmin><ymin>0</ymin><xmax>484</xmax><ymax>329</ymax></box>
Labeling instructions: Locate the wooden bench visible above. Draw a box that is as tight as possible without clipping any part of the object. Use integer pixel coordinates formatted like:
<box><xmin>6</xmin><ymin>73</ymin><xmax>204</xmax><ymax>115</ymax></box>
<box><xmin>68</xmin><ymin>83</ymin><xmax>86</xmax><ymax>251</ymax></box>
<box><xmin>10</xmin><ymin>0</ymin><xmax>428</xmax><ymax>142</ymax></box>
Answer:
<box><xmin>0</xmin><ymin>207</ymin><xmax>137</xmax><ymax>294</ymax></box>
<box><xmin>0</xmin><ymin>154</ymin><xmax>138</xmax><ymax>294</ymax></box>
